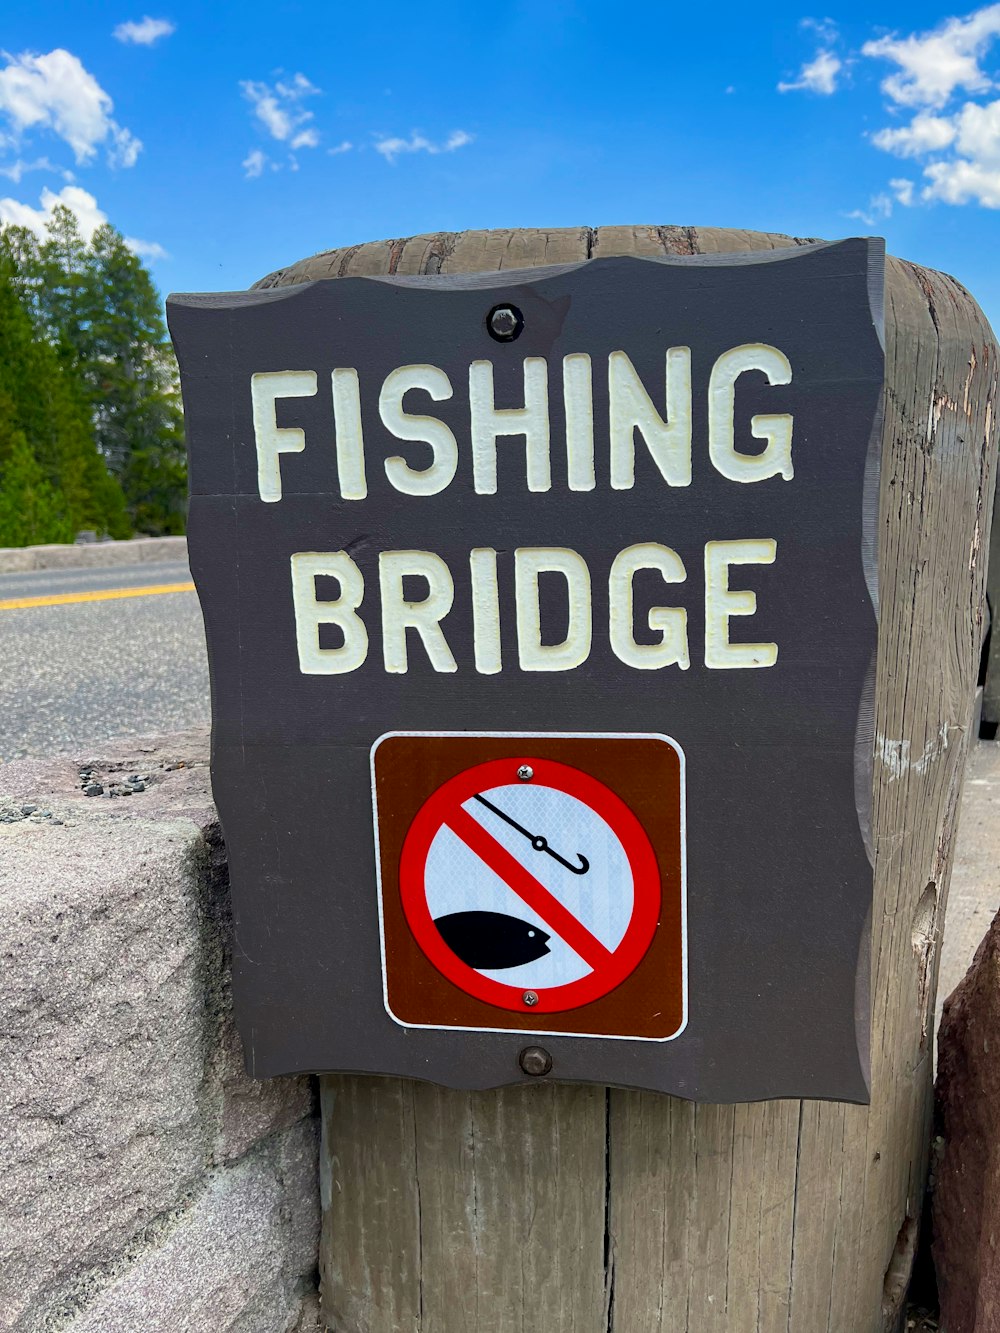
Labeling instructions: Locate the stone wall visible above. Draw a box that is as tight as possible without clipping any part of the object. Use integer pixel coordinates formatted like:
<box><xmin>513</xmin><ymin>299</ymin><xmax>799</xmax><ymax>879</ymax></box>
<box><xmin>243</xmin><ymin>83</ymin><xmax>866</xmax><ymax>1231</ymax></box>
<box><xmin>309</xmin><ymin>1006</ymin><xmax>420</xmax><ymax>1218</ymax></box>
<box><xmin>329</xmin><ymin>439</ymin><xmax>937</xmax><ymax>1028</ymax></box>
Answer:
<box><xmin>0</xmin><ymin>729</ymin><xmax>321</xmax><ymax>1333</ymax></box>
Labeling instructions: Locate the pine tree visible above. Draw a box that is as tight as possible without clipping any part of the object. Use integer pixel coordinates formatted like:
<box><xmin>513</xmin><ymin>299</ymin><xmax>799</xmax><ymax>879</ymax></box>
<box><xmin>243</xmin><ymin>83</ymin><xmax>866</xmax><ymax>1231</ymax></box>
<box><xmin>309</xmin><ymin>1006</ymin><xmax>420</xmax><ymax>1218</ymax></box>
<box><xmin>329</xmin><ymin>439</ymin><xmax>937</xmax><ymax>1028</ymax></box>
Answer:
<box><xmin>0</xmin><ymin>247</ymin><xmax>129</xmax><ymax>544</ymax></box>
<box><xmin>2</xmin><ymin>208</ymin><xmax>187</xmax><ymax>535</ymax></box>
<box><xmin>0</xmin><ymin>415</ymin><xmax>74</xmax><ymax>547</ymax></box>
<box><xmin>85</xmin><ymin>225</ymin><xmax>187</xmax><ymax>534</ymax></box>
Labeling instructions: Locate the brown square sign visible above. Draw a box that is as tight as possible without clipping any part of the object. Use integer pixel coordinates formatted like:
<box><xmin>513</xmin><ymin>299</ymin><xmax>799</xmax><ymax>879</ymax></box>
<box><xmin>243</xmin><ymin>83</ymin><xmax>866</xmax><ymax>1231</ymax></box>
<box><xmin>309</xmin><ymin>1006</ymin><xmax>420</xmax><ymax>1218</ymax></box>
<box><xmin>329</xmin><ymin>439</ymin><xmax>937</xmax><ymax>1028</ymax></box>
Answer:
<box><xmin>372</xmin><ymin>733</ymin><xmax>686</xmax><ymax>1040</ymax></box>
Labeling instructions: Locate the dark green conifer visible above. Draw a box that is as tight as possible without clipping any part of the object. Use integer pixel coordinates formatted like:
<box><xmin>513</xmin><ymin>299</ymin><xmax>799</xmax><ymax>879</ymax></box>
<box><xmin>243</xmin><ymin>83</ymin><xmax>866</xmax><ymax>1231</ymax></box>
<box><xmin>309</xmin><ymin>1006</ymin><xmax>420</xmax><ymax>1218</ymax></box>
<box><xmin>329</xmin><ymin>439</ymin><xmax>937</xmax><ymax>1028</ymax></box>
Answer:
<box><xmin>1</xmin><ymin>207</ymin><xmax>186</xmax><ymax>538</ymax></box>
<box><xmin>0</xmin><ymin>247</ymin><xmax>130</xmax><ymax>546</ymax></box>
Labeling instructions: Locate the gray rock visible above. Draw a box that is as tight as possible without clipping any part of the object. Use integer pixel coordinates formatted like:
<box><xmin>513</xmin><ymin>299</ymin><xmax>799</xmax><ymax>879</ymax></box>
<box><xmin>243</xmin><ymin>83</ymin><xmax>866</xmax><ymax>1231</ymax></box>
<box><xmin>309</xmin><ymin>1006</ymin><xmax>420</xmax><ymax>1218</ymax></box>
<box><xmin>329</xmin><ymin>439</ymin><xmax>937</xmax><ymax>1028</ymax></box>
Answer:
<box><xmin>211</xmin><ymin>1010</ymin><xmax>316</xmax><ymax>1166</ymax></box>
<box><xmin>0</xmin><ymin>813</ymin><xmax>212</xmax><ymax>1330</ymax></box>
<box><xmin>0</xmin><ymin>731</ymin><xmax>321</xmax><ymax>1333</ymax></box>
<box><xmin>65</xmin><ymin>1128</ymin><xmax>319</xmax><ymax>1333</ymax></box>
<box><xmin>274</xmin><ymin>1119</ymin><xmax>322</xmax><ymax>1274</ymax></box>
<box><xmin>0</xmin><ymin>739</ymin><xmax>209</xmax><ymax>1327</ymax></box>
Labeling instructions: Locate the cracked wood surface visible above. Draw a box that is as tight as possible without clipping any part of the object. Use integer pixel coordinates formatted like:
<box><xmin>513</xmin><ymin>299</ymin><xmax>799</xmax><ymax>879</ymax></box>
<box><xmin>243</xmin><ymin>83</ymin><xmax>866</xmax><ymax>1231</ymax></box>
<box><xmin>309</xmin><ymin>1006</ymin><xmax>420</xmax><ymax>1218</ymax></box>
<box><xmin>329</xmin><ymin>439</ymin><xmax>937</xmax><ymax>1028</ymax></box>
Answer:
<box><xmin>265</xmin><ymin>225</ymin><xmax>999</xmax><ymax>1332</ymax></box>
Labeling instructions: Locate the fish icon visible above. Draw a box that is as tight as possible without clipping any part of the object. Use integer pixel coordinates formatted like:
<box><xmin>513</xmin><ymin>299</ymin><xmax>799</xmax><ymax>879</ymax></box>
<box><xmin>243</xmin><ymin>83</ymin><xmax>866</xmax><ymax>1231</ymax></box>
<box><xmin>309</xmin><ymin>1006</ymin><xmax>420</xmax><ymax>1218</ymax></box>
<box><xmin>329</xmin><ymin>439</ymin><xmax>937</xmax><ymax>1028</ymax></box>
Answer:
<box><xmin>433</xmin><ymin>911</ymin><xmax>552</xmax><ymax>970</ymax></box>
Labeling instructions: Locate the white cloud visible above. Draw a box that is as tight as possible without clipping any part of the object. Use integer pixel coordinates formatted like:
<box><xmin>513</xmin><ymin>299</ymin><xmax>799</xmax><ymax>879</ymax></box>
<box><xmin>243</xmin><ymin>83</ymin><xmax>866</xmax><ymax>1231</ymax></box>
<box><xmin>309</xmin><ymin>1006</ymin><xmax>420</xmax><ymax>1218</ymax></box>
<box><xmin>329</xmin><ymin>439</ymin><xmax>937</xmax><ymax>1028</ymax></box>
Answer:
<box><xmin>858</xmin><ymin>8</ymin><xmax>1000</xmax><ymax>210</ymax></box>
<box><xmin>869</xmin><ymin>93</ymin><xmax>1000</xmax><ymax>209</ymax></box>
<box><xmin>802</xmin><ymin>17</ymin><xmax>840</xmax><ymax>45</ymax></box>
<box><xmin>245</xmin><ymin>87</ymin><xmax>290</xmax><ymax>139</ymax></box>
<box><xmin>374</xmin><ymin>129</ymin><xmax>474</xmax><ymax>163</ymax></box>
<box><xmin>0</xmin><ymin>183</ymin><xmax>108</xmax><ymax>238</ymax></box>
<box><xmin>862</xmin><ymin>5</ymin><xmax>1000</xmax><ymax>109</ymax></box>
<box><xmin>241</xmin><ymin>72</ymin><xmax>319</xmax><ymax>145</ymax></box>
<box><xmin>921</xmin><ymin>157</ymin><xmax>1000</xmax><ymax>205</ymax></box>
<box><xmin>0</xmin><ymin>48</ymin><xmax>141</xmax><ymax>167</ymax></box>
<box><xmin>125</xmin><ymin>234</ymin><xmax>168</xmax><ymax>259</ymax></box>
<box><xmin>778</xmin><ymin>49</ymin><xmax>842</xmax><ymax>94</ymax></box>
<box><xmin>916</xmin><ymin>98</ymin><xmax>1000</xmax><ymax>204</ymax></box>
<box><xmin>845</xmin><ymin>192</ymin><xmax>894</xmax><ymax>227</ymax></box>
<box><xmin>952</xmin><ymin>96</ymin><xmax>1000</xmax><ymax>163</ymax></box>
<box><xmin>0</xmin><ymin>154</ymin><xmax>59</xmax><ymax>183</ymax></box>
<box><xmin>890</xmin><ymin>177</ymin><xmax>915</xmax><ymax>206</ymax></box>
<box><xmin>328</xmin><ymin>140</ymin><xmax>352</xmax><ymax>155</ymax></box>
<box><xmin>113</xmin><ymin>16</ymin><xmax>176</xmax><ymax>46</ymax></box>
<box><xmin>778</xmin><ymin>20</ymin><xmax>844</xmax><ymax>95</ymax></box>
<box><xmin>872</xmin><ymin>111</ymin><xmax>958</xmax><ymax>157</ymax></box>
<box><xmin>444</xmin><ymin>129</ymin><xmax>473</xmax><ymax>151</ymax></box>
<box><xmin>0</xmin><ymin>183</ymin><xmax>164</xmax><ymax>256</ymax></box>
<box><xmin>242</xmin><ymin>148</ymin><xmax>267</xmax><ymax>178</ymax></box>
<box><xmin>110</xmin><ymin>124</ymin><xmax>142</xmax><ymax>168</ymax></box>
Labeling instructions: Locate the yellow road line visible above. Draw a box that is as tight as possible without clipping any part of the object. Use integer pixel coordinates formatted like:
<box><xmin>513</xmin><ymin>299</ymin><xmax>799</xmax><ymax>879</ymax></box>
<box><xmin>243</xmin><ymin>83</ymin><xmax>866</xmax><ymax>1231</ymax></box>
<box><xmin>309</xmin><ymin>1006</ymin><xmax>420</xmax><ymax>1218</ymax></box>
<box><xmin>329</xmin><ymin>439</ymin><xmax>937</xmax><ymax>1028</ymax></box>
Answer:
<box><xmin>0</xmin><ymin>581</ymin><xmax>196</xmax><ymax>611</ymax></box>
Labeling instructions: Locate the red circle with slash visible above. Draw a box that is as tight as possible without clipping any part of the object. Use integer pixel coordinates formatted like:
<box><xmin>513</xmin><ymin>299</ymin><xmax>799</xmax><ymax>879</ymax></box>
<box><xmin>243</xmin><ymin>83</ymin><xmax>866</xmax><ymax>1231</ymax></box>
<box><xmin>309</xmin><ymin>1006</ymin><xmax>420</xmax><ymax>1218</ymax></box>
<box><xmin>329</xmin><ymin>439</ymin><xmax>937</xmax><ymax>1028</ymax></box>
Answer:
<box><xmin>398</xmin><ymin>757</ymin><xmax>662</xmax><ymax>1014</ymax></box>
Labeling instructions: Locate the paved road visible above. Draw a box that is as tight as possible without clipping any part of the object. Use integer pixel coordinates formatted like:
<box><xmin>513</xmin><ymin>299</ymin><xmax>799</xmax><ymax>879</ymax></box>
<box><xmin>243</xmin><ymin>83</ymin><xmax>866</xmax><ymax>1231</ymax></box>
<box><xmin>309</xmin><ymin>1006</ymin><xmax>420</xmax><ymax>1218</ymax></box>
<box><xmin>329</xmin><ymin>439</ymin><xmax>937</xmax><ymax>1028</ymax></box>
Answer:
<box><xmin>0</xmin><ymin>560</ymin><xmax>210</xmax><ymax>762</ymax></box>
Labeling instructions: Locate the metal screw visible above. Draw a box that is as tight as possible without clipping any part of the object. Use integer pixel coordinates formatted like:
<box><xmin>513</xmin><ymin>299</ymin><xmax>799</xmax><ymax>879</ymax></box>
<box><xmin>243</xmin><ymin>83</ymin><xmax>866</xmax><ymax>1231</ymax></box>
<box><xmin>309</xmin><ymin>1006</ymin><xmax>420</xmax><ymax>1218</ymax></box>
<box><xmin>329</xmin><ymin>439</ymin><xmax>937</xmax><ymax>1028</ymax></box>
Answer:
<box><xmin>517</xmin><ymin>765</ymin><xmax>534</xmax><ymax>782</ymax></box>
<box><xmin>522</xmin><ymin>990</ymin><xmax>539</xmax><ymax>1007</ymax></box>
<box><xmin>519</xmin><ymin>1045</ymin><xmax>553</xmax><ymax>1077</ymax></box>
<box><xmin>487</xmin><ymin>304</ymin><xmax>523</xmax><ymax>342</ymax></box>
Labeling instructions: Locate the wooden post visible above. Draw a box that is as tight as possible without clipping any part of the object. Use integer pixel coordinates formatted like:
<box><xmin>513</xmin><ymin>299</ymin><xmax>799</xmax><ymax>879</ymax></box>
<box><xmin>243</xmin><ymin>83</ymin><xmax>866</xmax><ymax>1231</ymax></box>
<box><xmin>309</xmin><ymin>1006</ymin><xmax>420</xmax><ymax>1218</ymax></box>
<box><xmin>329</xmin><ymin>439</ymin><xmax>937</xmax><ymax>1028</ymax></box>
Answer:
<box><xmin>254</xmin><ymin>226</ymin><xmax>999</xmax><ymax>1332</ymax></box>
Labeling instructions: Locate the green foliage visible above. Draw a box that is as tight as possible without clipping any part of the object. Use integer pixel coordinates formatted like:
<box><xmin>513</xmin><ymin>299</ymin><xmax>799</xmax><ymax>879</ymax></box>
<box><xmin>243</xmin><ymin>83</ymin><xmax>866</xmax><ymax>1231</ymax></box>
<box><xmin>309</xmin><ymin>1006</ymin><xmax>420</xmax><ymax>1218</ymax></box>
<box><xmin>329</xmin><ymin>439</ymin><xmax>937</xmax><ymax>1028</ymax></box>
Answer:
<box><xmin>1</xmin><ymin>206</ymin><xmax>187</xmax><ymax>538</ymax></box>
<box><xmin>0</xmin><ymin>423</ymin><xmax>74</xmax><ymax>548</ymax></box>
<box><xmin>0</xmin><ymin>244</ymin><xmax>130</xmax><ymax>547</ymax></box>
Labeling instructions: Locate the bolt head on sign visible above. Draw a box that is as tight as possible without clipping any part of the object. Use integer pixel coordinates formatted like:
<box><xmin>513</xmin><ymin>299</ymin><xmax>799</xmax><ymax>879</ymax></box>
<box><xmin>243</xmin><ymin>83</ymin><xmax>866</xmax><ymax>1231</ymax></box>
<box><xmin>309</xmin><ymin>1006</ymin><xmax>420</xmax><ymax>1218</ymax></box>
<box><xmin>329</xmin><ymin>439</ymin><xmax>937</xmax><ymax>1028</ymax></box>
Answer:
<box><xmin>166</xmin><ymin>239</ymin><xmax>884</xmax><ymax>1103</ymax></box>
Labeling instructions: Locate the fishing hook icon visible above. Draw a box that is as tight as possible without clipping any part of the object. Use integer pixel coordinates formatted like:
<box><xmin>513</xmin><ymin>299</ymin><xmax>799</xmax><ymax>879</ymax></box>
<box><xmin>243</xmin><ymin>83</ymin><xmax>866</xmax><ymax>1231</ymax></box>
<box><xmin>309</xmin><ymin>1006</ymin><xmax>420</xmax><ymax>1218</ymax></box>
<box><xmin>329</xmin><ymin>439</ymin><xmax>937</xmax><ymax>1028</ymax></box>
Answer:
<box><xmin>472</xmin><ymin>793</ymin><xmax>590</xmax><ymax>875</ymax></box>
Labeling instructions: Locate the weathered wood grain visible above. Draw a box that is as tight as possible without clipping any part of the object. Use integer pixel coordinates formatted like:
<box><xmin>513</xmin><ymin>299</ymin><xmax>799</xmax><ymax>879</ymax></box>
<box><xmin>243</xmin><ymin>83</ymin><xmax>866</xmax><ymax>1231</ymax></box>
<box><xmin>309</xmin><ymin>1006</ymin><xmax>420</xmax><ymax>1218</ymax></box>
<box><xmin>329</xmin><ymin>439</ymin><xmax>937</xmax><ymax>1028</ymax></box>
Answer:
<box><xmin>260</xmin><ymin>226</ymin><xmax>998</xmax><ymax>1332</ymax></box>
<box><xmin>320</xmin><ymin>1076</ymin><xmax>609</xmax><ymax>1333</ymax></box>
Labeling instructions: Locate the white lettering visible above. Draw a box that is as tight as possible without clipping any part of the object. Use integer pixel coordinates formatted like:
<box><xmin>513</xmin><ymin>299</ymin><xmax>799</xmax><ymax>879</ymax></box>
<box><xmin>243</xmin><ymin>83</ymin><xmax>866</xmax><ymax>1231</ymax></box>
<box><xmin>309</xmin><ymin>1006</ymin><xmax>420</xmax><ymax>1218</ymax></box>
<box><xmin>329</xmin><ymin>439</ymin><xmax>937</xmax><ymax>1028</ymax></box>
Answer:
<box><xmin>609</xmin><ymin>348</ymin><xmax>692</xmax><ymax>489</ymax></box>
<box><xmin>609</xmin><ymin>543</ymin><xmax>690</xmax><ymax>669</ymax></box>
<box><xmin>332</xmin><ymin>367</ymin><xmax>367</xmax><ymax>499</ymax></box>
<box><xmin>708</xmin><ymin>344</ymin><xmax>793</xmax><ymax>483</ymax></box>
<box><xmin>378</xmin><ymin>550</ymin><xmax>458</xmax><ymax>673</ymax></box>
<box><xmin>252</xmin><ymin>370</ymin><xmax>317</xmax><ymax>503</ymax></box>
<box><xmin>515</xmin><ymin>548</ymin><xmax>592</xmax><ymax>672</ymax></box>
<box><xmin>290</xmin><ymin>551</ymin><xmax>368</xmax><ymax>674</ymax></box>
<box><xmin>379</xmin><ymin>364</ymin><xmax>458</xmax><ymax>496</ymax></box>
<box><xmin>704</xmin><ymin>539</ymin><xmax>778</xmax><ymax>668</ymax></box>
<box><xmin>470</xmin><ymin>547</ymin><xmax>502</xmax><ymax>675</ymax></box>
<box><xmin>469</xmin><ymin>358</ymin><xmax>551</xmax><ymax>494</ymax></box>
<box><xmin>563</xmin><ymin>353</ymin><xmax>595</xmax><ymax>491</ymax></box>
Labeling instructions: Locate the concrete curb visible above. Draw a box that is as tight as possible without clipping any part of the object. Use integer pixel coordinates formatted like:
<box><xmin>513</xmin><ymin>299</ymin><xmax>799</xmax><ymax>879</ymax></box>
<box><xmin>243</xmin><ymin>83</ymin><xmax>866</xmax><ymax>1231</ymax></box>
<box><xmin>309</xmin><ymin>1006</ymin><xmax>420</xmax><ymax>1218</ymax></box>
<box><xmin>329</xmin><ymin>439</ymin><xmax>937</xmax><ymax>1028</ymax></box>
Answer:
<box><xmin>0</xmin><ymin>536</ymin><xmax>188</xmax><ymax>574</ymax></box>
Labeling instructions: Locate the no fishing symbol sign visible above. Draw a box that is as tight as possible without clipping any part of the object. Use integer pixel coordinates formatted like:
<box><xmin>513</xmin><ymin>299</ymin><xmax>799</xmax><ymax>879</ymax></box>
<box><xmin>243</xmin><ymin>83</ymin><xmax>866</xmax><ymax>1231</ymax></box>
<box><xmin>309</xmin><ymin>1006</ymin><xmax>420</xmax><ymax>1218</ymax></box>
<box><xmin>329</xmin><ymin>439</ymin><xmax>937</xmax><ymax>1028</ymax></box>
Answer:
<box><xmin>372</xmin><ymin>733</ymin><xmax>687</xmax><ymax>1040</ymax></box>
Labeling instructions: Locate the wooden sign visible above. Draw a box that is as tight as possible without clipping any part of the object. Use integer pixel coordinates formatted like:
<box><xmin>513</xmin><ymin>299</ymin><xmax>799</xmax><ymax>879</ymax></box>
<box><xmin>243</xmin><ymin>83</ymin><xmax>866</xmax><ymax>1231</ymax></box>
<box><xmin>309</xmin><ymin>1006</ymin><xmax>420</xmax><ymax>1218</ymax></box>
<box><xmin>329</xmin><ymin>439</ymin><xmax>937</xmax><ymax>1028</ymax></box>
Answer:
<box><xmin>167</xmin><ymin>239</ymin><xmax>884</xmax><ymax>1102</ymax></box>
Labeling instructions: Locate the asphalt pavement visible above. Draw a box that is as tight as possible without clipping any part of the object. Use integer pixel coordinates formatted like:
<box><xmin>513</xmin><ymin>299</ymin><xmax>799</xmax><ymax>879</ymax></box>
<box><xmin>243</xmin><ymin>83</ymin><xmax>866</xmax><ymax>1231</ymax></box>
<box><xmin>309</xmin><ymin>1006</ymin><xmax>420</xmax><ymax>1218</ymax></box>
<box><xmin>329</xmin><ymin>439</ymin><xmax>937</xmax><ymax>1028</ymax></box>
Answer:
<box><xmin>0</xmin><ymin>559</ymin><xmax>210</xmax><ymax>761</ymax></box>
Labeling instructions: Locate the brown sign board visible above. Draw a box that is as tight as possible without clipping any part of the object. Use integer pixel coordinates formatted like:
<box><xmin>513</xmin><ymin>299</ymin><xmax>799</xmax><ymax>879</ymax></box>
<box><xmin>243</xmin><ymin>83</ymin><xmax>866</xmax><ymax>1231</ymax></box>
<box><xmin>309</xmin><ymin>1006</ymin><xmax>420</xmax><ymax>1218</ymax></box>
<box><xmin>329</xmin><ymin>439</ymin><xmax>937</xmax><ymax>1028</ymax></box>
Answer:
<box><xmin>167</xmin><ymin>240</ymin><xmax>884</xmax><ymax>1103</ymax></box>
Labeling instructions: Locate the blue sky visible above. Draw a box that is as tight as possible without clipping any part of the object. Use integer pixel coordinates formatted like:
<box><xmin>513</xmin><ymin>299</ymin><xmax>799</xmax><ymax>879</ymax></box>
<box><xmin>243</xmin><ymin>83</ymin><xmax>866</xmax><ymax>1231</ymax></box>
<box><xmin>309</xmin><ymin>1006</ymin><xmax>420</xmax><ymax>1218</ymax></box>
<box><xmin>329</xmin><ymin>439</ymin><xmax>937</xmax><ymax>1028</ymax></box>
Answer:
<box><xmin>2</xmin><ymin>1</ymin><xmax>1000</xmax><ymax>328</ymax></box>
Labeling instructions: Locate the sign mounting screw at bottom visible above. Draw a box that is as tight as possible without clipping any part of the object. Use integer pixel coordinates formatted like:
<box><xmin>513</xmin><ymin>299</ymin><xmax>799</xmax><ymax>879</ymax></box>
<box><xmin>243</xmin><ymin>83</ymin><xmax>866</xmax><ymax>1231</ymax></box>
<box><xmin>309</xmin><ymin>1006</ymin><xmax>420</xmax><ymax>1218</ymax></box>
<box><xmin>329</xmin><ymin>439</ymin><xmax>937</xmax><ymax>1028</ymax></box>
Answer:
<box><xmin>519</xmin><ymin>1046</ymin><xmax>553</xmax><ymax>1077</ymax></box>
